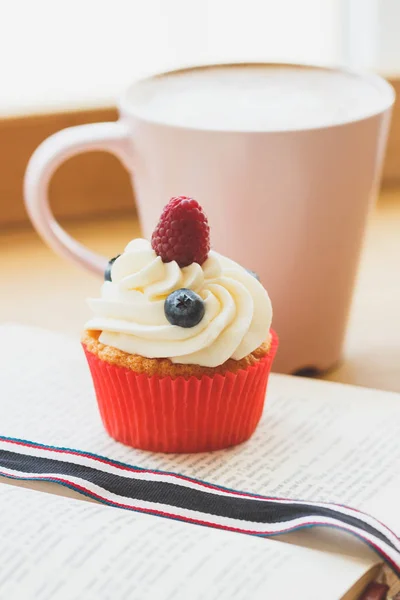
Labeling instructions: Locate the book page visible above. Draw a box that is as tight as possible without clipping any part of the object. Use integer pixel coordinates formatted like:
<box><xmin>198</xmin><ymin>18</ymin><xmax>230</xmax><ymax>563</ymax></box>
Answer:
<box><xmin>0</xmin><ymin>324</ymin><xmax>399</xmax><ymax>553</ymax></box>
<box><xmin>0</xmin><ymin>484</ymin><xmax>375</xmax><ymax>600</ymax></box>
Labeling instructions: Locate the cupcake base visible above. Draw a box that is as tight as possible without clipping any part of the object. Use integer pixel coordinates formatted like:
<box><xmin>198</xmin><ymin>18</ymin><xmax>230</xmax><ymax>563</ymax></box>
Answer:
<box><xmin>83</xmin><ymin>330</ymin><xmax>278</xmax><ymax>453</ymax></box>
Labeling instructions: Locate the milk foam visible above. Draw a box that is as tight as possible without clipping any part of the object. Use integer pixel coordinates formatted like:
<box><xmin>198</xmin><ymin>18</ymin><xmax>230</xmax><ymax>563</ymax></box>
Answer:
<box><xmin>128</xmin><ymin>65</ymin><xmax>388</xmax><ymax>131</ymax></box>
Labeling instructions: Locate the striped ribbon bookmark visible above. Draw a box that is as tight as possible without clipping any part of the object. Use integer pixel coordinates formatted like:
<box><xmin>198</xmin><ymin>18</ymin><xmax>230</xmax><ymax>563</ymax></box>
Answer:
<box><xmin>0</xmin><ymin>435</ymin><xmax>399</xmax><ymax>576</ymax></box>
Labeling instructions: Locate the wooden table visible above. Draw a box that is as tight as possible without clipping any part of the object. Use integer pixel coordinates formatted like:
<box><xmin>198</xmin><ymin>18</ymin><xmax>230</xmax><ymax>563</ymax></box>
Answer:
<box><xmin>2</xmin><ymin>189</ymin><xmax>400</xmax><ymax>392</ymax></box>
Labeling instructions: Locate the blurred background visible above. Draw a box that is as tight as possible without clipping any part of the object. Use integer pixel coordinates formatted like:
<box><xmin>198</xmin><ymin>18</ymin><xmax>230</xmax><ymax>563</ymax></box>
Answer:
<box><xmin>1</xmin><ymin>0</ymin><xmax>400</xmax><ymax>224</ymax></box>
<box><xmin>1</xmin><ymin>0</ymin><xmax>400</xmax><ymax>116</ymax></box>
<box><xmin>1</xmin><ymin>0</ymin><xmax>400</xmax><ymax>391</ymax></box>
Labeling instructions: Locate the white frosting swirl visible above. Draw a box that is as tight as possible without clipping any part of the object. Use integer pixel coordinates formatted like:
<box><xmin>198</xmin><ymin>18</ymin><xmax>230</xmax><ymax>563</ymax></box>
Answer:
<box><xmin>85</xmin><ymin>239</ymin><xmax>272</xmax><ymax>367</ymax></box>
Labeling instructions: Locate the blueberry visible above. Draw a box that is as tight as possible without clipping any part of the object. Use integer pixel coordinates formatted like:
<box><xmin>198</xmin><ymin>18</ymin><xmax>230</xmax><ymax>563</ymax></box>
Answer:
<box><xmin>104</xmin><ymin>255</ymin><xmax>121</xmax><ymax>282</ymax></box>
<box><xmin>165</xmin><ymin>288</ymin><xmax>205</xmax><ymax>328</ymax></box>
<box><xmin>246</xmin><ymin>268</ymin><xmax>260</xmax><ymax>281</ymax></box>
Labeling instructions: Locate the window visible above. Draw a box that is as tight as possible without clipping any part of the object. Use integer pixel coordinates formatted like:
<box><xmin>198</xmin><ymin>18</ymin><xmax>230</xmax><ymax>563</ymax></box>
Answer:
<box><xmin>2</xmin><ymin>0</ymin><xmax>389</xmax><ymax>116</ymax></box>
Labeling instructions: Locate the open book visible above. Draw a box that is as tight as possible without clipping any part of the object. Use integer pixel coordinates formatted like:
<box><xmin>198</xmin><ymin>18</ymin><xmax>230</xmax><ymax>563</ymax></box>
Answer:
<box><xmin>0</xmin><ymin>324</ymin><xmax>399</xmax><ymax>599</ymax></box>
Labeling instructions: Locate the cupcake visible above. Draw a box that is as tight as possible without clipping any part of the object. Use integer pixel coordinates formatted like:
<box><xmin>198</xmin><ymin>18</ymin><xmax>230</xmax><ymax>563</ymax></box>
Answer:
<box><xmin>82</xmin><ymin>196</ymin><xmax>278</xmax><ymax>453</ymax></box>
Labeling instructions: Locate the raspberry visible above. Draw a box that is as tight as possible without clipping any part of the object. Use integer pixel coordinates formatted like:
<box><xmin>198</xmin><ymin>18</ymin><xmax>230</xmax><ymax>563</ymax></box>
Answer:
<box><xmin>151</xmin><ymin>196</ymin><xmax>210</xmax><ymax>267</ymax></box>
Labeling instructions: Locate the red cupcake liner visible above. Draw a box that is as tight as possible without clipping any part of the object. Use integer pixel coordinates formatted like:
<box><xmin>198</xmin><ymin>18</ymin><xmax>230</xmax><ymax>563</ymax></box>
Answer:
<box><xmin>83</xmin><ymin>330</ymin><xmax>278</xmax><ymax>453</ymax></box>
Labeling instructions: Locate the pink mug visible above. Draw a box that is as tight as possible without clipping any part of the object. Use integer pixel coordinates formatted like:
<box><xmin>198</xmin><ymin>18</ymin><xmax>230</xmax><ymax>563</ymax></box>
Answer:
<box><xmin>24</xmin><ymin>63</ymin><xmax>394</xmax><ymax>373</ymax></box>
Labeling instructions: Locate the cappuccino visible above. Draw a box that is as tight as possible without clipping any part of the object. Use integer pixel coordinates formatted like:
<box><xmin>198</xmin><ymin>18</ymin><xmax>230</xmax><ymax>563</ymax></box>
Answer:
<box><xmin>129</xmin><ymin>65</ymin><xmax>387</xmax><ymax>131</ymax></box>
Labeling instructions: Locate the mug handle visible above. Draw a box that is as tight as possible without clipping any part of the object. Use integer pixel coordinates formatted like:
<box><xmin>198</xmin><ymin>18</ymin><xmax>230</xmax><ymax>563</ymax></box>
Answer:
<box><xmin>24</xmin><ymin>121</ymin><xmax>133</xmax><ymax>276</ymax></box>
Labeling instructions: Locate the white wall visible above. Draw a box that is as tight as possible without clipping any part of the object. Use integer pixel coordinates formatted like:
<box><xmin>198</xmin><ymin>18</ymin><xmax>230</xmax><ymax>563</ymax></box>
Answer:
<box><xmin>346</xmin><ymin>0</ymin><xmax>400</xmax><ymax>74</ymax></box>
<box><xmin>0</xmin><ymin>0</ymin><xmax>344</xmax><ymax>115</ymax></box>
